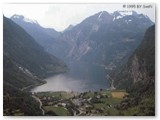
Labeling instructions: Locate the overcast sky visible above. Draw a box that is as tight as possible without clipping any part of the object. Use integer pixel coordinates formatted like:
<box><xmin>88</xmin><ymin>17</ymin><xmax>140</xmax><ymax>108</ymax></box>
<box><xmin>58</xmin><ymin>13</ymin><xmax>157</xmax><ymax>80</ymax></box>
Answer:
<box><xmin>3</xmin><ymin>4</ymin><xmax>155</xmax><ymax>31</ymax></box>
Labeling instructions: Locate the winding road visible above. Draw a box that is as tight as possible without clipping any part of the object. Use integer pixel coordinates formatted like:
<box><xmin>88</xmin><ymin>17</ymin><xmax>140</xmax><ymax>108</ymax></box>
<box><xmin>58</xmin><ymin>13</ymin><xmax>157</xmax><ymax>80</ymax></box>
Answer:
<box><xmin>32</xmin><ymin>95</ymin><xmax>45</xmax><ymax>116</ymax></box>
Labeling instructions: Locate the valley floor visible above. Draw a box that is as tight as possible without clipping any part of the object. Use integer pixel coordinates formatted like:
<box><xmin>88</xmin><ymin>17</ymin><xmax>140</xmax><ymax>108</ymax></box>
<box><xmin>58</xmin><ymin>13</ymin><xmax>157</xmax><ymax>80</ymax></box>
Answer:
<box><xmin>33</xmin><ymin>89</ymin><xmax>128</xmax><ymax>116</ymax></box>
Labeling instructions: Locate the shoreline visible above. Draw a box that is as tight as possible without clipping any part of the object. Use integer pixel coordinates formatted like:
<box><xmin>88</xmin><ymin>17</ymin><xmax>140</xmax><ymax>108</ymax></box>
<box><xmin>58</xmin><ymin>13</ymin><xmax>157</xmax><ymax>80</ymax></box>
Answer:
<box><xmin>21</xmin><ymin>71</ymin><xmax>69</xmax><ymax>92</ymax></box>
<box><xmin>27</xmin><ymin>70</ymin><xmax>113</xmax><ymax>94</ymax></box>
<box><xmin>21</xmin><ymin>81</ymin><xmax>46</xmax><ymax>92</ymax></box>
<box><xmin>31</xmin><ymin>88</ymin><xmax>121</xmax><ymax>95</ymax></box>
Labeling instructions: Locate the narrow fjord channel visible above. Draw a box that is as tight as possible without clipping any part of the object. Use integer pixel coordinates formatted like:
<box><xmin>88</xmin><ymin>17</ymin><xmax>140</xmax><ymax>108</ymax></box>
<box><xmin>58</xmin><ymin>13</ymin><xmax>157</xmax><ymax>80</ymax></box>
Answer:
<box><xmin>30</xmin><ymin>61</ymin><xmax>110</xmax><ymax>92</ymax></box>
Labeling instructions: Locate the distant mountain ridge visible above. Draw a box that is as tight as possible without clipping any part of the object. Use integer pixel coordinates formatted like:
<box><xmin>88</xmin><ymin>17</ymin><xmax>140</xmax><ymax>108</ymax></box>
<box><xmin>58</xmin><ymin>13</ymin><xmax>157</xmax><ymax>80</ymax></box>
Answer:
<box><xmin>4</xmin><ymin>16</ymin><xmax>68</xmax><ymax>89</ymax></box>
<box><xmin>11</xmin><ymin>14</ymin><xmax>61</xmax><ymax>53</ymax></box>
<box><xmin>57</xmin><ymin>11</ymin><xmax>153</xmax><ymax>70</ymax></box>
<box><xmin>64</xmin><ymin>24</ymin><xmax>74</xmax><ymax>32</ymax></box>
<box><xmin>11</xmin><ymin>14</ymin><xmax>39</xmax><ymax>24</ymax></box>
<box><xmin>11</xmin><ymin>11</ymin><xmax>154</xmax><ymax>74</ymax></box>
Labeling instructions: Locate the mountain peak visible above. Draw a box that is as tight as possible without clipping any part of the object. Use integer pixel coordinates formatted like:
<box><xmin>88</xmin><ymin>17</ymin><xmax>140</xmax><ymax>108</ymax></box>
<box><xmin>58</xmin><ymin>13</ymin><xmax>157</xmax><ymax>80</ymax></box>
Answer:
<box><xmin>11</xmin><ymin>14</ymin><xmax>39</xmax><ymax>25</ymax></box>
<box><xmin>113</xmin><ymin>10</ymin><xmax>138</xmax><ymax>16</ymax></box>
<box><xmin>112</xmin><ymin>10</ymin><xmax>140</xmax><ymax>21</ymax></box>
<box><xmin>96</xmin><ymin>11</ymin><xmax>112</xmax><ymax>22</ymax></box>
<box><xmin>113</xmin><ymin>11</ymin><xmax>122</xmax><ymax>17</ymax></box>
<box><xmin>97</xmin><ymin>11</ymin><xmax>110</xmax><ymax>18</ymax></box>
<box><xmin>11</xmin><ymin>14</ymin><xmax>24</xmax><ymax>19</ymax></box>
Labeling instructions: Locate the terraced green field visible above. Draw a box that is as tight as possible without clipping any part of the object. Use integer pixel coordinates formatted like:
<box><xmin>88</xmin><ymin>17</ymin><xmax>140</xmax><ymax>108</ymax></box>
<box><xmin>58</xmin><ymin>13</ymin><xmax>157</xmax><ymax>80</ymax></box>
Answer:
<box><xmin>43</xmin><ymin>106</ymin><xmax>70</xmax><ymax>116</ymax></box>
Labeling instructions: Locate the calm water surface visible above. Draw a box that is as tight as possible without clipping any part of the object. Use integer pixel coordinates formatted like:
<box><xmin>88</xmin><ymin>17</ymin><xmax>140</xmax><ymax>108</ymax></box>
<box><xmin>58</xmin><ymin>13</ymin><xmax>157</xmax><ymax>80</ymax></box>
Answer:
<box><xmin>31</xmin><ymin>62</ymin><xmax>110</xmax><ymax>92</ymax></box>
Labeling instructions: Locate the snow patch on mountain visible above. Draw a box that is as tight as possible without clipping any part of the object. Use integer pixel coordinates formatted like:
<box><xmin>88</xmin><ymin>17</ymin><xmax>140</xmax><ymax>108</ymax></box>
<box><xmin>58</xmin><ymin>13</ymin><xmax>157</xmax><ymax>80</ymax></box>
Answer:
<box><xmin>12</xmin><ymin>15</ymin><xmax>20</xmax><ymax>19</ymax></box>
<box><xmin>125</xmin><ymin>20</ymin><xmax>129</xmax><ymax>24</ymax></box>
<box><xmin>98</xmin><ymin>11</ymin><xmax>104</xmax><ymax>18</ymax></box>
<box><xmin>11</xmin><ymin>14</ymin><xmax>39</xmax><ymax>25</ymax></box>
<box><xmin>97</xmin><ymin>11</ymin><xmax>107</xmax><ymax>21</ymax></box>
<box><xmin>112</xmin><ymin>11</ymin><xmax>140</xmax><ymax>21</ymax></box>
<box><xmin>113</xmin><ymin>15</ymin><xmax>123</xmax><ymax>21</ymax></box>
<box><xmin>117</xmin><ymin>10</ymin><xmax>138</xmax><ymax>16</ymax></box>
<box><xmin>23</xmin><ymin>17</ymin><xmax>39</xmax><ymax>24</ymax></box>
<box><xmin>125</xmin><ymin>19</ymin><xmax>133</xmax><ymax>24</ymax></box>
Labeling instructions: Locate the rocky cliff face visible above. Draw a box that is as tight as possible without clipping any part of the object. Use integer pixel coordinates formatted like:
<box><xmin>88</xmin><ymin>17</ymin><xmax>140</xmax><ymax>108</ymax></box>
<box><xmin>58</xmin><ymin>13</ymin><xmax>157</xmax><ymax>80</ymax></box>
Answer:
<box><xmin>131</xmin><ymin>55</ymin><xmax>148</xmax><ymax>83</ymax></box>
<box><xmin>112</xmin><ymin>25</ymin><xmax>155</xmax><ymax>116</ymax></box>
<box><xmin>54</xmin><ymin>11</ymin><xmax>154</xmax><ymax>72</ymax></box>
<box><xmin>111</xmin><ymin>25</ymin><xmax>155</xmax><ymax>91</ymax></box>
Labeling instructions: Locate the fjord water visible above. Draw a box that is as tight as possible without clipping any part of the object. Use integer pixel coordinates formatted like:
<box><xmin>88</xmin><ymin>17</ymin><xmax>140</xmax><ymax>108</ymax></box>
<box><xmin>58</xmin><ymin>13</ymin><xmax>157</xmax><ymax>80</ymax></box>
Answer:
<box><xmin>31</xmin><ymin>61</ymin><xmax>110</xmax><ymax>92</ymax></box>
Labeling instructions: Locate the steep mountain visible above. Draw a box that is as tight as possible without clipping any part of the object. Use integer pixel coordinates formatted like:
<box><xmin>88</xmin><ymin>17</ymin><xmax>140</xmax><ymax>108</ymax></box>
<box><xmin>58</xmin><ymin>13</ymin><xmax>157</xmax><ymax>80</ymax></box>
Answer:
<box><xmin>3</xmin><ymin>16</ymin><xmax>68</xmax><ymax>115</ymax></box>
<box><xmin>54</xmin><ymin>11</ymin><xmax>153</xmax><ymax>71</ymax></box>
<box><xmin>4</xmin><ymin>16</ymin><xmax>67</xmax><ymax>81</ymax></box>
<box><xmin>111</xmin><ymin>25</ymin><xmax>155</xmax><ymax>115</ymax></box>
<box><xmin>64</xmin><ymin>24</ymin><xmax>74</xmax><ymax>32</ymax></box>
<box><xmin>111</xmin><ymin>25</ymin><xmax>155</xmax><ymax>89</ymax></box>
<box><xmin>11</xmin><ymin>11</ymin><xmax>153</xmax><ymax>73</ymax></box>
<box><xmin>11</xmin><ymin>14</ymin><xmax>61</xmax><ymax>52</ymax></box>
<box><xmin>9</xmin><ymin>11</ymin><xmax>154</xmax><ymax>91</ymax></box>
<box><xmin>3</xmin><ymin>83</ymin><xmax>42</xmax><ymax>116</ymax></box>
